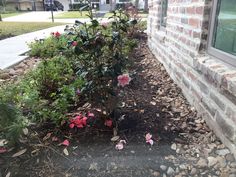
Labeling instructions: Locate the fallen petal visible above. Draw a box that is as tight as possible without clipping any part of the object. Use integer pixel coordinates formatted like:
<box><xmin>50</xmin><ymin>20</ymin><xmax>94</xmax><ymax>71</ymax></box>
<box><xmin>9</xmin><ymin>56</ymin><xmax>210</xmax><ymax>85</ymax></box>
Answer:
<box><xmin>88</xmin><ymin>112</ymin><xmax>95</xmax><ymax>117</ymax></box>
<box><xmin>146</xmin><ymin>139</ymin><xmax>154</xmax><ymax>146</ymax></box>
<box><xmin>69</xmin><ymin>123</ymin><xmax>75</xmax><ymax>129</ymax></box>
<box><xmin>115</xmin><ymin>142</ymin><xmax>124</xmax><ymax>150</ymax></box>
<box><xmin>119</xmin><ymin>140</ymin><xmax>127</xmax><ymax>144</ymax></box>
<box><xmin>145</xmin><ymin>133</ymin><xmax>152</xmax><ymax>141</ymax></box>
<box><xmin>62</xmin><ymin>139</ymin><xmax>70</xmax><ymax>146</ymax></box>
<box><xmin>0</xmin><ymin>147</ymin><xmax>7</xmax><ymax>154</ymax></box>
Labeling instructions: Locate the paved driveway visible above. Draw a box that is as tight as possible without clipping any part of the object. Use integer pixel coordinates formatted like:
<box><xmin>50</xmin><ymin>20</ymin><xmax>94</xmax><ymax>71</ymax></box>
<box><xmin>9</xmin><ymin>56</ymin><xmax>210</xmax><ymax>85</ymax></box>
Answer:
<box><xmin>3</xmin><ymin>11</ymin><xmax>64</xmax><ymax>22</ymax></box>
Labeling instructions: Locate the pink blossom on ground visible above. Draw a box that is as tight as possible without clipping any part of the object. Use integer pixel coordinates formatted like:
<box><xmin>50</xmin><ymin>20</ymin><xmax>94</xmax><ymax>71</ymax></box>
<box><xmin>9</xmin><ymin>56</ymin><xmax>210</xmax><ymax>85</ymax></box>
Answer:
<box><xmin>117</xmin><ymin>74</ymin><xmax>131</xmax><ymax>87</ymax></box>
<box><xmin>104</xmin><ymin>119</ymin><xmax>113</xmax><ymax>127</ymax></box>
<box><xmin>146</xmin><ymin>139</ymin><xmax>154</xmax><ymax>145</ymax></box>
<box><xmin>145</xmin><ymin>133</ymin><xmax>154</xmax><ymax>146</ymax></box>
<box><xmin>115</xmin><ymin>140</ymin><xmax>127</xmax><ymax>150</ymax></box>
<box><xmin>62</xmin><ymin>139</ymin><xmax>70</xmax><ymax>146</ymax></box>
<box><xmin>76</xmin><ymin>89</ymin><xmax>81</xmax><ymax>95</ymax></box>
<box><xmin>88</xmin><ymin>112</ymin><xmax>95</xmax><ymax>117</ymax></box>
<box><xmin>145</xmin><ymin>133</ymin><xmax>152</xmax><ymax>141</ymax></box>
<box><xmin>115</xmin><ymin>142</ymin><xmax>124</xmax><ymax>150</ymax></box>
<box><xmin>0</xmin><ymin>147</ymin><xmax>7</xmax><ymax>153</ymax></box>
<box><xmin>69</xmin><ymin>123</ymin><xmax>75</xmax><ymax>129</ymax></box>
<box><xmin>69</xmin><ymin>115</ymin><xmax>87</xmax><ymax>128</ymax></box>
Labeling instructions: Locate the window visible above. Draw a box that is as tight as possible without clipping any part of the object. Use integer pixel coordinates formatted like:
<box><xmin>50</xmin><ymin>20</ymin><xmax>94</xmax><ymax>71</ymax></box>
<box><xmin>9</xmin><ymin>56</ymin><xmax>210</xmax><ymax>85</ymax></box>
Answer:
<box><xmin>160</xmin><ymin>0</ymin><xmax>168</xmax><ymax>27</ymax></box>
<box><xmin>106</xmin><ymin>0</ymin><xmax>110</xmax><ymax>4</ymax></box>
<box><xmin>208</xmin><ymin>0</ymin><xmax>236</xmax><ymax>66</ymax></box>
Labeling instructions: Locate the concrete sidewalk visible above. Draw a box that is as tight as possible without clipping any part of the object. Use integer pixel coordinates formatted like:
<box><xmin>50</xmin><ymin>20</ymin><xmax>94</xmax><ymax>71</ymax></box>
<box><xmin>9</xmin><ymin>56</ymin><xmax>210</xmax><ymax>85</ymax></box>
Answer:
<box><xmin>0</xmin><ymin>25</ymin><xmax>66</xmax><ymax>70</ymax></box>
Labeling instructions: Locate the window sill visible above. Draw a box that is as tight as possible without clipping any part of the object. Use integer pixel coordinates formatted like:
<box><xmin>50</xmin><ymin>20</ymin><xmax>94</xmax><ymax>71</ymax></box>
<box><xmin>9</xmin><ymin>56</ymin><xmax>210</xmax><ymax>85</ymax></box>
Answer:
<box><xmin>194</xmin><ymin>52</ymin><xmax>236</xmax><ymax>97</ymax></box>
<box><xmin>155</xmin><ymin>30</ymin><xmax>166</xmax><ymax>43</ymax></box>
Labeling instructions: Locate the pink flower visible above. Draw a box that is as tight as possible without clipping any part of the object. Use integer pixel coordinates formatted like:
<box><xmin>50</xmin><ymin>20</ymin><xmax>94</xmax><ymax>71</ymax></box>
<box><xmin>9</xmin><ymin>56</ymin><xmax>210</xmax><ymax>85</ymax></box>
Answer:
<box><xmin>146</xmin><ymin>139</ymin><xmax>154</xmax><ymax>145</ymax></box>
<box><xmin>69</xmin><ymin>115</ymin><xmax>87</xmax><ymax>128</ymax></box>
<box><xmin>117</xmin><ymin>74</ymin><xmax>131</xmax><ymax>87</ymax></box>
<box><xmin>62</xmin><ymin>139</ymin><xmax>69</xmax><ymax>146</ymax></box>
<box><xmin>72</xmin><ymin>41</ymin><xmax>78</xmax><ymax>46</ymax></box>
<box><xmin>104</xmin><ymin>119</ymin><xmax>113</xmax><ymax>127</ymax></box>
<box><xmin>69</xmin><ymin>123</ymin><xmax>75</xmax><ymax>129</ymax></box>
<box><xmin>145</xmin><ymin>133</ymin><xmax>152</xmax><ymax>141</ymax></box>
<box><xmin>145</xmin><ymin>133</ymin><xmax>154</xmax><ymax>146</ymax></box>
<box><xmin>88</xmin><ymin>112</ymin><xmax>95</xmax><ymax>117</ymax></box>
<box><xmin>54</xmin><ymin>31</ymin><xmax>61</xmax><ymax>38</ymax></box>
<box><xmin>0</xmin><ymin>147</ymin><xmax>7</xmax><ymax>153</ymax></box>
<box><xmin>115</xmin><ymin>140</ymin><xmax>126</xmax><ymax>150</ymax></box>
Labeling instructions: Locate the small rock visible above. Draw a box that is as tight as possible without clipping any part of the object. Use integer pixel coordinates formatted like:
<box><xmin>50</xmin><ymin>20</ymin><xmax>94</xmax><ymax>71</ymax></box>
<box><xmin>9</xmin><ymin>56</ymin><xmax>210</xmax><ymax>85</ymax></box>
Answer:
<box><xmin>197</xmin><ymin>158</ymin><xmax>208</xmax><ymax>168</ymax></box>
<box><xmin>229</xmin><ymin>174</ymin><xmax>236</xmax><ymax>177</ymax></box>
<box><xmin>89</xmin><ymin>162</ymin><xmax>98</xmax><ymax>171</ymax></box>
<box><xmin>160</xmin><ymin>165</ymin><xmax>167</xmax><ymax>171</ymax></box>
<box><xmin>225</xmin><ymin>154</ymin><xmax>235</xmax><ymax>162</ymax></box>
<box><xmin>179</xmin><ymin>164</ymin><xmax>187</xmax><ymax>170</ymax></box>
<box><xmin>190</xmin><ymin>168</ymin><xmax>197</xmax><ymax>175</ymax></box>
<box><xmin>215</xmin><ymin>149</ymin><xmax>230</xmax><ymax>156</ymax></box>
<box><xmin>0</xmin><ymin>72</ymin><xmax>10</xmax><ymax>79</ymax></box>
<box><xmin>220</xmin><ymin>172</ymin><xmax>230</xmax><ymax>177</ymax></box>
<box><xmin>163</xmin><ymin>174</ymin><xmax>167</xmax><ymax>177</ymax></box>
<box><xmin>207</xmin><ymin>156</ymin><xmax>218</xmax><ymax>167</ymax></box>
<box><xmin>153</xmin><ymin>171</ymin><xmax>160</xmax><ymax>176</ymax></box>
<box><xmin>171</xmin><ymin>143</ymin><xmax>177</xmax><ymax>151</ymax></box>
<box><xmin>167</xmin><ymin>167</ymin><xmax>175</xmax><ymax>176</ymax></box>
<box><xmin>216</xmin><ymin>156</ymin><xmax>226</xmax><ymax>168</ymax></box>
<box><xmin>230</xmin><ymin>162</ymin><xmax>236</xmax><ymax>168</ymax></box>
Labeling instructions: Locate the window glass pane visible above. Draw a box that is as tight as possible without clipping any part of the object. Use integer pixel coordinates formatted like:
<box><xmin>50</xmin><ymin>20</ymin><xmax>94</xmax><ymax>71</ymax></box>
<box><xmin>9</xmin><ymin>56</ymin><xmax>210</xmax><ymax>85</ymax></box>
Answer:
<box><xmin>213</xmin><ymin>0</ymin><xmax>236</xmax><ymax>56</ymax></box>
<box><xmin>161</xmin><ymin>0</ymin><xmax>168</xmax><ymax>27</ymax></box>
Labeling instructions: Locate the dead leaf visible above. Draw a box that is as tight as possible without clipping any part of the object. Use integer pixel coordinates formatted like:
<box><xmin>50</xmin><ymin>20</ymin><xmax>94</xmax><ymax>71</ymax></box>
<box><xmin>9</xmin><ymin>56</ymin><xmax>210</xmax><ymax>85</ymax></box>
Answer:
<box><xmin>5</xmin><ymin>171</ymin><xmax>11</xmax><ymax>177</ymax></box>
<box><xmin>22</xmin><ymin>128</ymin><xmax>28</xmax><ymax>135</ymax></box>
<box><xmin>12</xmin><ymin>148</ymin><xmax>27</xmax><ymax>157</ymax></box>
<box><xmin>43</xmin><ymin>132</ymin><xmax>52</xmax><ymax>141</ymax></box>
<box><xmin>63</xmin><ymin>148</ymin><xmax>69</xmax><ymax>156</ymax></box>
<box><xmin>150</xmin><ymin>101</ymin><xmax>156</xmax><ymax>105</ymax></box>
<box><xmin>111</xmin><ymin>136</ymin><xmax>120</xmax><ymax>142</ymax></box>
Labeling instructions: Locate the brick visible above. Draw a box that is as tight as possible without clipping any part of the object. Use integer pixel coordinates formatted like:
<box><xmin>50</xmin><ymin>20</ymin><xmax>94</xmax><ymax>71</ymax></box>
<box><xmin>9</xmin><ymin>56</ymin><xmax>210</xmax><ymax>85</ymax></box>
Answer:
<box><xmin>189</xmin><ymin>18</ymin><xmax>200</xmax><ymax>28</ymax></box>
<box><xmin>210</xmin><ymin>93</ymin><xmax>225</xmax><ymax>111</ymax></box>
<box><xmin>197</xmin><ymin>80</ymin><xmax>209</xmax><ymax>94</ymax></box>
<box><xmin>182</xmin><ymin>77</ymin><xmax>190</xmax><ymax>88</ymax></box>
<box><xmin>216</xmin><ymin>112</ymin><xmax>235</xmax><ymax>142</ymax></box>
<box><xmin>228</xmin><ymin>79</ymin><xmax>236</xmax><ymax>97</ymax></box>
<box><xmin>220</xmin><ymin>89</ymin><xmax>236</xmax><ymax>105</ymax></box>
<box><xmin>202</xmin><ymin>98</ymin><xmax>216</xmax><ymax>117</ymax></box>
<box><xmin>226</xmin><ymin>107</ymin><xmax>236</xmax><ymax>125</ymax></box>
<box><xmin>187</xmin><ymin>7</ymin><xmax>195</xmax><ymax>14</ymax></box>
<box><xmin>196</xmin><ymin>6</ymin><xmax>204</xmax><ymax>15</ymax></box>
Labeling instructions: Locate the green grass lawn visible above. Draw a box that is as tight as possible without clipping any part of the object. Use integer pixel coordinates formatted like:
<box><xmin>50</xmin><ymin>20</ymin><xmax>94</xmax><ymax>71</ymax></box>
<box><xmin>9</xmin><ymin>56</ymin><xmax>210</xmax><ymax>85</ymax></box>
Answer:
<box><xmin>1</xmin><ymin>12</ymin><xmax>25</xmax><ymax>18</ymax></box>
<box><xmin>54</xmin><ymin>11</ymin><xmax>89</xmax><ymax>19</ymax></box>
<box><xmin>0</xmin><ymin>22</ymin><xmax>65</xmax><ymax>40</ymax></box>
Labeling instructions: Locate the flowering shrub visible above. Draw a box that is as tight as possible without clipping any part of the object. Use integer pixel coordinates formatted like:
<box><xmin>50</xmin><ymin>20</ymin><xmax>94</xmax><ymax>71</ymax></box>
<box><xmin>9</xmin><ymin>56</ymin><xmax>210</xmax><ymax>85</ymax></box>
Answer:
<box><xmin>0</xmin><ymin>7</ymin><xmax>141</xmax><ymax>142</ymax></box>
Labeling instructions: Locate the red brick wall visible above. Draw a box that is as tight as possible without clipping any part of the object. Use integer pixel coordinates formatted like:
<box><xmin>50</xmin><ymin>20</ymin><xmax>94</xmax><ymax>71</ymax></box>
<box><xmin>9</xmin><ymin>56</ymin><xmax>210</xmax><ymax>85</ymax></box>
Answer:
<box><xmin>148</xmin><ymin>0</ymin><xmax>236</xmax><ymax>157</ymax></box>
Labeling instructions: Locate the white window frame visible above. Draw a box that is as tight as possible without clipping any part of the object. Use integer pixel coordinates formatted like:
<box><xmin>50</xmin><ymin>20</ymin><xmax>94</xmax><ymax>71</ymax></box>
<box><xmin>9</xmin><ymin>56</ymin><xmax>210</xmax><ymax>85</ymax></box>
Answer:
<box><xmin>208</xmin><ymin>0</ymin><xmax>236</xmax><ymax>67</ymax></box>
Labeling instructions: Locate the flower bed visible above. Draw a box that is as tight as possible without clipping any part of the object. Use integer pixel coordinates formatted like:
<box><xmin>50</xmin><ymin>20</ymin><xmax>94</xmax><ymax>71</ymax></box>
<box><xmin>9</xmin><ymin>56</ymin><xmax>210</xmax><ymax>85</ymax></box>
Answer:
<box><xmin>0</xmin><ymin>8</ymin><xmax>143</xmax><ymax>144</ymax></box>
